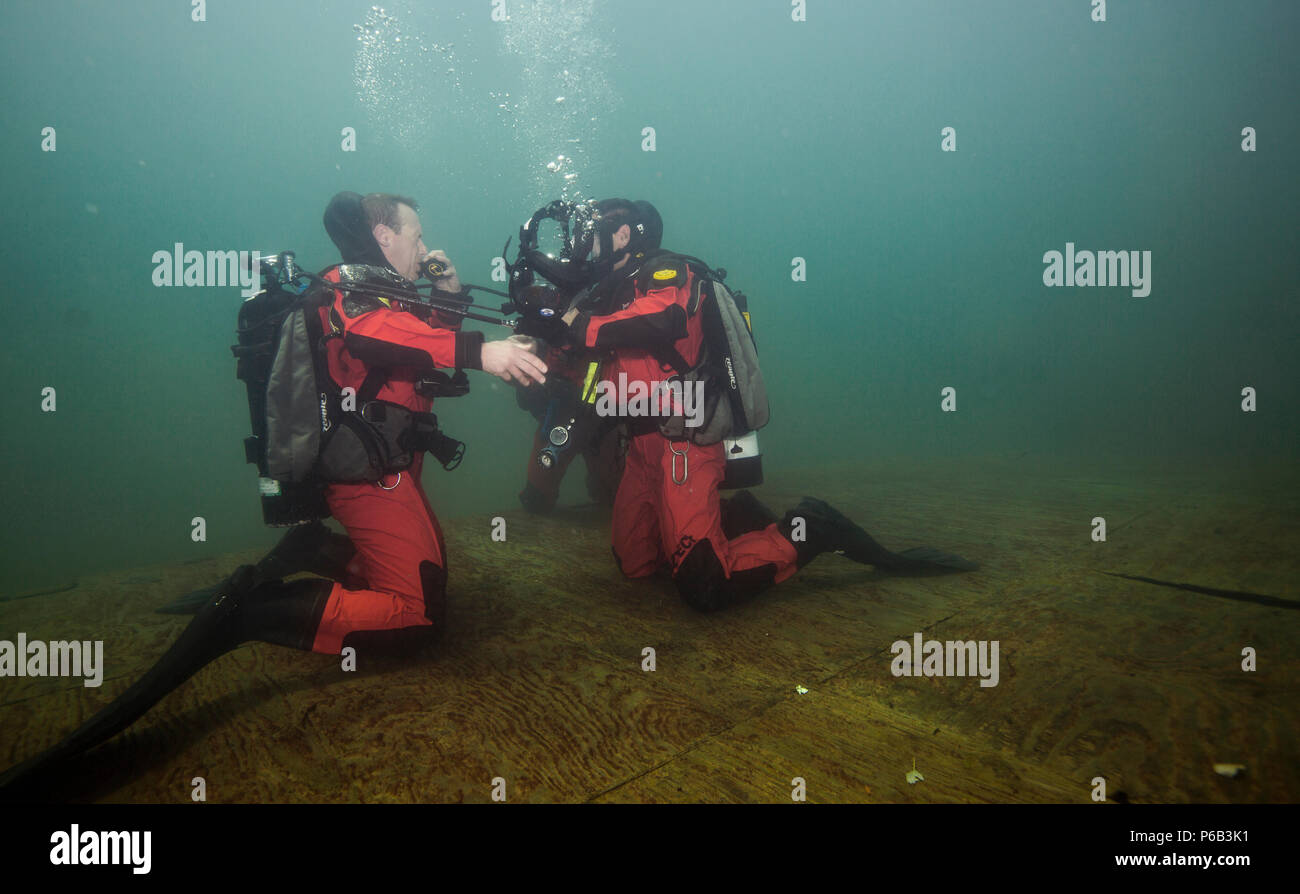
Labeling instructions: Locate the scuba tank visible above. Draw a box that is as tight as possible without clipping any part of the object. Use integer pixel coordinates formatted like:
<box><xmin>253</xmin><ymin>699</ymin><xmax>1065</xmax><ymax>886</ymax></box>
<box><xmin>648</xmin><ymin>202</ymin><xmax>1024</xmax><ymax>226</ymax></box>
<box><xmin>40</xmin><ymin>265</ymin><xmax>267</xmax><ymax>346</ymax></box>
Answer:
<box><xmin>233</xmin><ymin>252</ymin><xmax>330</xmax><ymax>527</ymax></box>
<box><xmin>643</xmin><ymin>256</ymin><xmax>769</xmax><ymax>489</ymax></box>
<box><xmin>721</xmin><ymin>431</ymin><xmax>762</xmax><ymax>490</ymax></box>
<box><xmin>718</xmin><ymin>286</ymin><xmax>762</xmax><ymax>490</ymax></box>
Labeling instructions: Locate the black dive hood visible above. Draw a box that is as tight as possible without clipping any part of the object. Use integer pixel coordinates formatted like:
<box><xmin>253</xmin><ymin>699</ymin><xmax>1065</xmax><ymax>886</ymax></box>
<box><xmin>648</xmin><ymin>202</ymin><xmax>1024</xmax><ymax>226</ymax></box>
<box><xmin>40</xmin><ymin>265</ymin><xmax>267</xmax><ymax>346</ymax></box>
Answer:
<box><xmin>323</xmin><ymin>191</ymin><xmax>393</xmax><ymax>271</ymax></box>
<box><xmin>506</xmin><ymin>198</ymin><xmax>662</xmax><ymax>306</ymax></box>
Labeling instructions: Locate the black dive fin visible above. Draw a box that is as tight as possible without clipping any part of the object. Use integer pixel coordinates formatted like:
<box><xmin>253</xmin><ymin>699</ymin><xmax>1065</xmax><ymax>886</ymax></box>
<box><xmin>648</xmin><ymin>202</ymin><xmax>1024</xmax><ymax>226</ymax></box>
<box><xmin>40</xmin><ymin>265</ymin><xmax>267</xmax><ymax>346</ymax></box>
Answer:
<box><xmin>796</xmin><ymin>497</ymin><xmax>979</xmax><ymax>574</ymax></box>
<box><xmin>157</xmin><ymin>582</ymin><xmax>221</xmax><ymax>615</ymax></box>
<box><xmin>0</xmin><ymin>568</ymin><xmax>254</xmax><ymax>801</ymax></box>
<box><xmin>878</xmin><ymin>546</ymin><xmax>980</xmax><ymax>574</ymax></box>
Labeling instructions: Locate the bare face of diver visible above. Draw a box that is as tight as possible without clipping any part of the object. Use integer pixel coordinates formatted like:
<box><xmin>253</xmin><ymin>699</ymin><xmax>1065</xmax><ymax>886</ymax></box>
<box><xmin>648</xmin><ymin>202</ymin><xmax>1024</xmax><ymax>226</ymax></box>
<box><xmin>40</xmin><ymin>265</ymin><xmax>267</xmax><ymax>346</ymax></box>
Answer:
<box><xmin>374</xmin><ymin>203</ymin><xmax>428</xmax><ymax>281</ymax></box>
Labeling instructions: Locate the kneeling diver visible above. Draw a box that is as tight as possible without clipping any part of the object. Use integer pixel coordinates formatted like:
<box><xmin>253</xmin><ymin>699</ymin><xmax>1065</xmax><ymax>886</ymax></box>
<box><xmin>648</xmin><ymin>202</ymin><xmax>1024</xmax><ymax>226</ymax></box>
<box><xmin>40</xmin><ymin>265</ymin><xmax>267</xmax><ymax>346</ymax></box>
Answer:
<box><xmin>507</xmin><ymin>197</ymin><xmax>979</xmax><ymax>612</ymax></box>
<box><xmin>0</xmin><ymin>191</ymin><xmax>546</xmax><ymax>799</ymax></box>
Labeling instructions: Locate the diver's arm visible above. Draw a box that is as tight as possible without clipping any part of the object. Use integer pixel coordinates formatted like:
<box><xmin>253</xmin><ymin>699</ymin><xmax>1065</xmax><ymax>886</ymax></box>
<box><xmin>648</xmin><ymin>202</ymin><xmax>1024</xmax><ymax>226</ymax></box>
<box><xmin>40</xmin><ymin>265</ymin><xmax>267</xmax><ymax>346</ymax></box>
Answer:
<box><xmin>335</xmin><ymin>291</ymin><xmax>485</xmax><ymax>369</ymax></box>
<box><xmin>339</xmin><ymin>302</ymin><xmax>543</xmax><ymax>384</ymax></box>
<box><xmin>565</xmin><ymin>282</ymin><xmax>689</xmax><ymax>351</ymax></box>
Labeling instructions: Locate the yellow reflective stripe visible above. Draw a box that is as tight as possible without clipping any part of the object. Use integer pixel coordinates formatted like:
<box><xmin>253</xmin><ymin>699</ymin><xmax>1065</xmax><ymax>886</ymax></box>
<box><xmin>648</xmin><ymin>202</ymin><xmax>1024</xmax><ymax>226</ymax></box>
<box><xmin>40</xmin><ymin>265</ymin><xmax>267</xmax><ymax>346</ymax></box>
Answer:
<box><xmin>378</xmin><ymin>297</ymin><xmax>392</xmax><ymax>308</ymax></box>
<box><xmin>742</xmin><ymin>311</ymin><xmax>752</xmax><ymax>332</ymax></box>
<box><xmin>581</xmin><ymin>361</ymin><xmax>601</xmax><ymax>403</ymax></box>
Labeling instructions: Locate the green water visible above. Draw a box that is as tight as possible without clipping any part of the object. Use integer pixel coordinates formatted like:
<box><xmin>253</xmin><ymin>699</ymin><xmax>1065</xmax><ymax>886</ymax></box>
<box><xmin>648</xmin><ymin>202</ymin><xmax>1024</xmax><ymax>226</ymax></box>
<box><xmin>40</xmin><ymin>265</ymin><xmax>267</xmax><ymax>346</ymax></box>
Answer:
<box><xmin>0</xmin><ymin>0</ymin><xmax>1295</xmax><ymax>593</ymax></box>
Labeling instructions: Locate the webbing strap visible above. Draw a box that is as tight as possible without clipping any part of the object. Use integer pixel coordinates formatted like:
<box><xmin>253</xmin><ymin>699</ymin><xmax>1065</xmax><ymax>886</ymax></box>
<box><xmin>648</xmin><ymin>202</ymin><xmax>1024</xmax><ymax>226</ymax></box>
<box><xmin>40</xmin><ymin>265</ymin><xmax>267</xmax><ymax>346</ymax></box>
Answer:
<box><xmin>358</xmin><ymin>366</ymin><xmax>388</xmax><ymax>403</ymax></box>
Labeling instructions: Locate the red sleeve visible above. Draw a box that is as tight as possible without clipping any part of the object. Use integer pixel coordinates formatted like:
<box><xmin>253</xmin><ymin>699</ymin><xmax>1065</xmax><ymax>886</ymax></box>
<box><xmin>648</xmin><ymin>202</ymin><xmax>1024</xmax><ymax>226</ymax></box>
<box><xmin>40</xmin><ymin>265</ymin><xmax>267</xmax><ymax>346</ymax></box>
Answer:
<box><xmin>331</xmin><ymin>288</ymin><xmax>484</xmax><ymax>370</ymax></box>
<box><xmin>574</xmin><ymin>277</ymin><xmax>691</xmax><ymax>351</ymax></box>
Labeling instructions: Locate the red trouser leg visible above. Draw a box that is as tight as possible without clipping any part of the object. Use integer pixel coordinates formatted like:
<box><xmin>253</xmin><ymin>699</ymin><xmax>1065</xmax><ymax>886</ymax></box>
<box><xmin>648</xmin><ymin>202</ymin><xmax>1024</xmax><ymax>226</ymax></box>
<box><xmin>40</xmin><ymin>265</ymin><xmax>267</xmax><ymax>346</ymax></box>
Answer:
<box><xmin>611</xmin><ymin>431</ymin><xmax>664</xmax><ymax>577</ymax></box>
<box><xmin>612</xmin><ymin>432</ymin><xmax>799</xmax><ymax>590</ymax></box>
<box><xmin>311</xmin><ymin>458</ymin><xmax>446</xmax><ymax>655</ymax></box>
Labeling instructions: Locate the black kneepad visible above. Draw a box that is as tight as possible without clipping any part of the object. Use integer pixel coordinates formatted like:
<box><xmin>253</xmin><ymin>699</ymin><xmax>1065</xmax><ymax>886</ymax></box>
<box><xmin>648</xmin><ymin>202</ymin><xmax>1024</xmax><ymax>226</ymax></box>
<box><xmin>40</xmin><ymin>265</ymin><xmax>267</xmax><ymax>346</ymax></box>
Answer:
<box><xmin>673</xmin><ymin>539</ymin><xmax>732</xmax><ymax>613</ymax></box>
<box><xmin>674</xmin><ymin>538</ymin><xmax>779</xmax><ymax>613</ymax></box>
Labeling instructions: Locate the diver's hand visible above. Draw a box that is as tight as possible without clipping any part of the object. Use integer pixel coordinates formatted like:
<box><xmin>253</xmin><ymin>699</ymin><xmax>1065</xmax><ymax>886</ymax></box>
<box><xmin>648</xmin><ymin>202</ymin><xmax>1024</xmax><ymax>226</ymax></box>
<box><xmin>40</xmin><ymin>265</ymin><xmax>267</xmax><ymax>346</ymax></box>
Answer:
<box><xmin>505</xmin><ymin>334</ymin><xmax>543</xmax><ymax>356</ymax></box>
<box><xmin>481</xmin><ymin>338</ymin><xmax>548</xmax><ymax>386</ymax></box>
<box><xmin>423</xmin><ymin>250</ymin><xmax>461</xmax><ymax>293</ymax></box>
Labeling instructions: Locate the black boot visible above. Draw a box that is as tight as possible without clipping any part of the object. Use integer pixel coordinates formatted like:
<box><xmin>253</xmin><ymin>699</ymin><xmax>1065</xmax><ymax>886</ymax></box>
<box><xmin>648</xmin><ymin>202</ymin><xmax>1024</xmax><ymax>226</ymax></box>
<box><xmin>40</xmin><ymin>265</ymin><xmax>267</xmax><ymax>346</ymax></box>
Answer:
<box><xmin>720</xmin><ymin>489</ymin><xmax>779</xmax><ymax>539</ymax></box>
<box><xmin>158</xmin><ymin>522</ymin><xmax>358</xmax><ymax>615</ymax></box>
<box><xmin>255</xmin><ymin>521</ymin><xmax>358</xmax><ymax>584</ymax></box>
<box><xmin>779</xmin><ymin>497</ymin><xmax>978</xmax><ymax>573</ymax></box>
<box><xmin>0</xmin><ymin>570</ymin><xmax>332</xmax><ymax>800</ymax></box>
<box><xmin>519</xmin><ymin>481</ymin><xmax>558</xmax><ymax>515</ymax></box>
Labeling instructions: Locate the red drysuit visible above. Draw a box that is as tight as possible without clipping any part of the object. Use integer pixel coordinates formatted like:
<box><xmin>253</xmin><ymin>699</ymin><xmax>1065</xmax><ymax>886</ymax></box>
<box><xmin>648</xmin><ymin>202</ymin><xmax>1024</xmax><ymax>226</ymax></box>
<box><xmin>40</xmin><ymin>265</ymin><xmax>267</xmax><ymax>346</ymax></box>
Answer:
<box><xmin>307</xmin><ymin>266</ymin><xmax>483</xmax><ymax>653</ymax></box>
<box><xmin>568</xmin><ymin>255</ymin><xmax>799</xmax><ymax>610</ymax></box>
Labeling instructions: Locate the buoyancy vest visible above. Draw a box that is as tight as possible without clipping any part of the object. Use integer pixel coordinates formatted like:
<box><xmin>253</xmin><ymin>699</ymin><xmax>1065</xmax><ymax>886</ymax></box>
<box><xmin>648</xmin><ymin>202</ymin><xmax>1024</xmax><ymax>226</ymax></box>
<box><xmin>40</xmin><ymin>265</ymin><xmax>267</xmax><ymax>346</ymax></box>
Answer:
<box><xmin>234</xmin><ymin>257</ymin><xmax>465</xmax><ymax>497</ymax></box>
<box><xmin>639</xmin><ymin>254</ymin><xmax>770</xmax><ymax>448</ymax></box>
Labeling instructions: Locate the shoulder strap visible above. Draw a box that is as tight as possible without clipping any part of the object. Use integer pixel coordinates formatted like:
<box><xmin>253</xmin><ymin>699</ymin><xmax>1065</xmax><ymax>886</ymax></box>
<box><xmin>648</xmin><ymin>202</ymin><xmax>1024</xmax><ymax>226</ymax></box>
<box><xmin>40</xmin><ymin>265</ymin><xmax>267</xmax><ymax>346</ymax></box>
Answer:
<box><xmin>651</xmin><ymin>344</ymin><xmax>692</xmax><ymax>378</ymax></box>
<box><xmin>316</xmin><ymin>265</ymin><xmax>392</xmax><ymax>404</ymax></box>
<box><xmin>357</xmin><ymin>366</ymin><xmax>388</xmax><ymax>403</ymax></box>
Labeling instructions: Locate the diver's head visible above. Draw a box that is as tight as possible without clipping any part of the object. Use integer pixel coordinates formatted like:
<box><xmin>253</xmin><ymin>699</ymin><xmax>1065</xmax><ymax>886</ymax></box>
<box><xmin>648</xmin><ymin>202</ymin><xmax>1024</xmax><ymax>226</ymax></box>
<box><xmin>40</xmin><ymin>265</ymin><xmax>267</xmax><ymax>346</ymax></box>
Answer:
<box><xmin>506</xmin><ymin>194</ymin><xmax>665</xmax><ymax>306</ymax></box>
<box><xmin>364</xmin><ymin>193</ymin><xmax>428</xmax><ymax>282</ymax></box>
<box><xmin>509</xmin><ymin>197</ymin><xmax>663</xmax><ymax>304</ymax></box>
<box><xmin>589</xmin><ymin>198</ymin><xmax>663</xmax><ymax>273</ymax></box>
<box><xmin>322</xmin><ymin>191</ymin><xmax>427</xmax><ymax>280</ymax></box>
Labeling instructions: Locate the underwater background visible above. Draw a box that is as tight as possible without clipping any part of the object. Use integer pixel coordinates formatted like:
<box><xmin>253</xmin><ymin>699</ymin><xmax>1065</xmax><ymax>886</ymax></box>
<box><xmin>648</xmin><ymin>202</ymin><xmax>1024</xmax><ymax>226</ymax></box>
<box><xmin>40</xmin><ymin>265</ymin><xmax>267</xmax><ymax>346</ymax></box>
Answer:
<box><xmin>0</xmin><ymin>0</ymin><xmax>1296</xmax><ymax>596</ymax></box>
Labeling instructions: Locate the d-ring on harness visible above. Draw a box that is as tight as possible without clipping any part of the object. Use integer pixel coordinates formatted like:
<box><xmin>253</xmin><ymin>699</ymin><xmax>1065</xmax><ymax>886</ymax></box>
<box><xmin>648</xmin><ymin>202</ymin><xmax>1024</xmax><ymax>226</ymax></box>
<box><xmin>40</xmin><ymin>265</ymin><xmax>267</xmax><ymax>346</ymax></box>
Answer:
<box><xmin>377</xmin><ymin>472</ymin><xmax>402</xmax><ymax>491</ymax></box>
<box><xmin>669</xmin><ymin>440</ymin><xmax>689</xmax><ymax>485</ymax></box>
